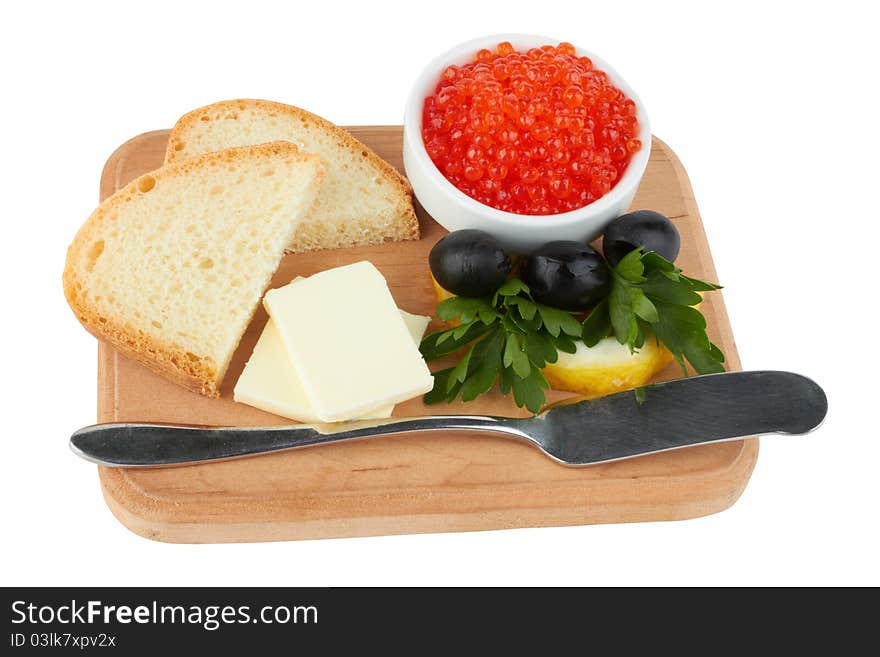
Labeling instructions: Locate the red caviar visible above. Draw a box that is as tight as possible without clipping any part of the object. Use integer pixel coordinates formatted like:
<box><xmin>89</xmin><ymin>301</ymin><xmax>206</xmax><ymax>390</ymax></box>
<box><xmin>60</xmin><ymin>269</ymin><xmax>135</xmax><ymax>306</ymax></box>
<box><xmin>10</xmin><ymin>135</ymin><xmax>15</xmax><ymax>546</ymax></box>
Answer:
<box><xmin>422</xmin><ymin>41</ymin><xmax>641</xmax><ymax>215</ymax></box>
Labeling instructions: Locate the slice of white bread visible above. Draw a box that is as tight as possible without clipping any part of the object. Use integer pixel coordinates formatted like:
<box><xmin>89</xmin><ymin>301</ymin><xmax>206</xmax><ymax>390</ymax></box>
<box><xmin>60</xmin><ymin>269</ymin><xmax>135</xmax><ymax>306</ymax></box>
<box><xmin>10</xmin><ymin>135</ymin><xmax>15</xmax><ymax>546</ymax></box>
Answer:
<box><xmin>164</xmin><ymin>99</ymin><xmax>419</xmax><ymax>253</ymax></box>
<box><xmin>63</xmin><ymin>142</ymin><xmax>325</xmax><ymax>397</ymax></box>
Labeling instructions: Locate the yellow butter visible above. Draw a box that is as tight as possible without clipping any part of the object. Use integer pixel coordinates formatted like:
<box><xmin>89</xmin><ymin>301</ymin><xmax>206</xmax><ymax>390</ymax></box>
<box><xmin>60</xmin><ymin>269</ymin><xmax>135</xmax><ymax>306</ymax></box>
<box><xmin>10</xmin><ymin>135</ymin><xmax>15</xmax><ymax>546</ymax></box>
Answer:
<box><xmin>237</xmin><ymin>262</ymin><xmax>433</xmax><ymax>422</ymax></box>
<box><xmin>234</xmin><ymin>309</ymin><xmax>429</xmax><ymax>423</ymax></box>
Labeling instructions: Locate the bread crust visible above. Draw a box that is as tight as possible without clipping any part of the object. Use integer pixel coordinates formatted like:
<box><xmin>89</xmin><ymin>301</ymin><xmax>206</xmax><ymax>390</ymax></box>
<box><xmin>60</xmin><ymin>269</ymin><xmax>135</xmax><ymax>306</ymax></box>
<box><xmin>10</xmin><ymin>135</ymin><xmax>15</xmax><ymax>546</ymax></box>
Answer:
<box><xmin>165</xmin><ymin>99</ymin><xmax>419</xmax><ymax>245</ymax></box>
<box><xmin>64</xmin><ymin>141</ymin><xmax>323</xmax><ymax>398</ymax></box>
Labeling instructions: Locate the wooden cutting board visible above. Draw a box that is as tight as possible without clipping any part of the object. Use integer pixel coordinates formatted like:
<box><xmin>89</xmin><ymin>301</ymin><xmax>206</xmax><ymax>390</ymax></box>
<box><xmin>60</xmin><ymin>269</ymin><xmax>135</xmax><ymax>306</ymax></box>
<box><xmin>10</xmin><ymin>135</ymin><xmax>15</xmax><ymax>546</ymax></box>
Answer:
<box><xmin>95</xmin><ymin>127</ymin><xmax>757</xmax><ymax>543</ymax></box>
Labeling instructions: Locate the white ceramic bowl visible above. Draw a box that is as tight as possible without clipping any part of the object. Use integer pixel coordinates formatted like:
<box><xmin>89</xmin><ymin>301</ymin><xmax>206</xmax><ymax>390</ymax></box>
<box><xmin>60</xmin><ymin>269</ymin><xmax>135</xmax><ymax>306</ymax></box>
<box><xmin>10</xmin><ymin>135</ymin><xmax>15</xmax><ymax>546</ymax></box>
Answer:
<box><xmin>403</xmin><ymin>34</ymin><xmax>651</xmax><ymax>253</ymax></box>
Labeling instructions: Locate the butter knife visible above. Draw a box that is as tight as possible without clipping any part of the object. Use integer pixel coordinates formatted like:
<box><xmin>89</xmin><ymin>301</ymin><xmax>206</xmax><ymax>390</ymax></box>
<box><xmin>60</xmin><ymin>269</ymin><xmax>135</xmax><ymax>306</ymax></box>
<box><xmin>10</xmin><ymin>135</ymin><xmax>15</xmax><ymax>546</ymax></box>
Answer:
<box><xmin>70</xmin><ymin>370</ymin><xmax>826</xmax><ymax>468</ymax></box>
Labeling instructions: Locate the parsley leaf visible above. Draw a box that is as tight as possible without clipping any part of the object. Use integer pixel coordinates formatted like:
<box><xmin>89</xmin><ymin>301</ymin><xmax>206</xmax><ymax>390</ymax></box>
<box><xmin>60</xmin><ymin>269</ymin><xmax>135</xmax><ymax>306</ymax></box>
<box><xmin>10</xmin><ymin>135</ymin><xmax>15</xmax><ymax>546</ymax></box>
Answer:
<box><xmin>609</xmin><ymin>275</ymin><xmax>638</xmax><ymax>347</ymax></box>
<box><xmin>641</xmin><ymin>271</ymin><xmax>702</xmax><ymax>306</ymax></box>
<box><xmin>448</xmin><ymin>346</ymin><xmax>473</xmax><ymax>390</ymax></box>
<box><xmin>524</xmin><ymin>330</ymin><xmax>558</xmax><ymax>366</ymax></box>
<box><xmin>614</xmin><ymin>248</ymin><xmax>647</xmax><ymax>282</ymax></box>
<box><xmin>436</xmin><ymin>296</ymin><xmax>498</xmax><ymax>324</ymax></box>
<box><xmin>503</xmin><ymin>331</ymin><xmax>531</xmax><ymax>378</ymax></box>
<box><xmin>493</xmin><ymin>277</ymin><xmax>531</xmax><ymax>304</ymax></box>
<box><xmin>510</xmin><ymin>368</ymin><xmax>549</xmax><ymax>414</ymax></box>
<box><xmin>581</xmin><ymin>298</ymin><xmax>612</xmax><ymax>346</ymax></box>
<box><xmin>424</xmin><ymin>368</ymin><xmax>460</xmax><ymax>405</ymax></box>
<box><xmin>631</xmin><ymin>288</ymin><xmax>659</xmax><ymax>323</ymax></box>
<box><xmin>681</xmin><ymin>275</ymin><xmax>723</xmax><ymax>292</ymax></box>
<box><xmin>536</xmin><ymin>303</ymin><xmax>582</xmax><ymax>337</ymax></box>
<box><xmin>634</xmin><ymin>386</ymin><xmax>647</xmax><ymax>404</ymax></box>
<box><xmin>459</xmin><ymin>328</ymin><xmax>504</xmax><ymax>401</ymax></box>
<box><xmin>420</xmin><ymin>321</ymin><xmax>492</xmax><ymax>360</ymax></box>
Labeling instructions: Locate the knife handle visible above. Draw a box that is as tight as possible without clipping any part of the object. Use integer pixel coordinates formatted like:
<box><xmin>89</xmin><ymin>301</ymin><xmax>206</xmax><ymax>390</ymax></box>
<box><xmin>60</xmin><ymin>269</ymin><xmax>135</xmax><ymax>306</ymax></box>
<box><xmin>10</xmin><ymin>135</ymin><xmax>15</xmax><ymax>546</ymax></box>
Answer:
<box><xmin>68</xmin><ymin>415</ymin><xmax>531</xmax><ymax>468</ymax></box>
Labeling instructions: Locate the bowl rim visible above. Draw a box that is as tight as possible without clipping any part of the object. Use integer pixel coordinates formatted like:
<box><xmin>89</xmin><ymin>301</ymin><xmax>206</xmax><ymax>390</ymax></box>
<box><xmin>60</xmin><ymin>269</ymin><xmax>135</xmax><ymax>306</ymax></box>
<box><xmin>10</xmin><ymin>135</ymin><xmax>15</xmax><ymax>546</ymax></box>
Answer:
<box><xmin>403</xmin><ymin>33</ymin><xmax>652</xmax><ymax>228</ymax></box>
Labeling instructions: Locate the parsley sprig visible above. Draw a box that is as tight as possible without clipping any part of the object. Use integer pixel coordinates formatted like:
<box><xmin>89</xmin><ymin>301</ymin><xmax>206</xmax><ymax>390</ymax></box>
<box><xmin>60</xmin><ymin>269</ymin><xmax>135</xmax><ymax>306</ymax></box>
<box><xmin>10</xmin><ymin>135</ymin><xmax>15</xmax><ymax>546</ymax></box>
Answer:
<box><xmin>584</xmin><ymin>248</ymin><xmax>725</xmax><ymax>376</ymax></box>
<box><xmin>419</xmin><ymin>278</ymin><xmax>581</xmax><ymax>413</ymax></box>
<box><xmin>419</xmin><ymin>249</ymin><xmax>724</xmax><ymax>413</ymax></box>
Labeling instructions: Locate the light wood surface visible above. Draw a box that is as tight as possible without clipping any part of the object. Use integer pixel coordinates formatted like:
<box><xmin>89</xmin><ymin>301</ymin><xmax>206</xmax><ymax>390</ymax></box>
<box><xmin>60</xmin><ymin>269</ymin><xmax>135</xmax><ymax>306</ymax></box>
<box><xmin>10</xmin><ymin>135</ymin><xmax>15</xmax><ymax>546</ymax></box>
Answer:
<box><xmin>94</xmin><ymin>127</ymin><xmax>757</xmax><ymax>543</ymax></box>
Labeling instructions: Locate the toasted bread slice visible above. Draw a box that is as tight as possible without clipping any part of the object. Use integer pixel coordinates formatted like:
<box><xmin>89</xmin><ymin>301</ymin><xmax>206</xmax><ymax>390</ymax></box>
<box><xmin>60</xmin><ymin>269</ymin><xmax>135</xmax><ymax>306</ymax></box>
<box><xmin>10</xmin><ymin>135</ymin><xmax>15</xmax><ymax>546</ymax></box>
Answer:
<box><xmin>64</xmin><ymin>142</ymin><xmax>324</xmax><ymax>397</ymax></box>
<box><xmin>164</xmin><ymin>99</ymin><xmax>419</xmax><ymax>253</ymax></box>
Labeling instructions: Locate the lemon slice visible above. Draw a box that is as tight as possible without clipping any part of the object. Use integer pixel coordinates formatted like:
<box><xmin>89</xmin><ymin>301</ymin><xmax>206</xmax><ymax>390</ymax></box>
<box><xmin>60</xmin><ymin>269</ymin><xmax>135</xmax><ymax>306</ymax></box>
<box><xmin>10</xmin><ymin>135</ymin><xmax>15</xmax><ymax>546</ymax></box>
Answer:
<box><xmin>543</xmin><ymin>335</ymin><xmax>673</xmax><ymax>398</ymax></box>
<box><xmin>431</xmin><ymin>273</ymin><xmax>456</xmax><ymax>303</ymax></box>
<box><xmin>431</xmin><ymin>273</ymin><xmax>460</xmax><ymax>326</ymax></box>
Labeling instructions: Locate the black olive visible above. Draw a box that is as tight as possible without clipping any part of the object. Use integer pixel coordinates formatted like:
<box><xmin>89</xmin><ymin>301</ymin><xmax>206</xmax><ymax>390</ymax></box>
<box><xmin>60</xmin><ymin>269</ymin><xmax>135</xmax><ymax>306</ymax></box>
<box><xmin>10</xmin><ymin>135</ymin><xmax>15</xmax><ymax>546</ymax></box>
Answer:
<box><xmin>429</xmin><ymin>229</ymin><xmax>512</xmax><ymax>297</ymax></box>
<box><xmin>521</xmin><ymin>241</ymin><xmax>610</xmax><ymax>311</ymax></box>
<box><xmin>602</xmin><ymin>210</ymin><xmax>681</xmax><ymax>267</ymax></box>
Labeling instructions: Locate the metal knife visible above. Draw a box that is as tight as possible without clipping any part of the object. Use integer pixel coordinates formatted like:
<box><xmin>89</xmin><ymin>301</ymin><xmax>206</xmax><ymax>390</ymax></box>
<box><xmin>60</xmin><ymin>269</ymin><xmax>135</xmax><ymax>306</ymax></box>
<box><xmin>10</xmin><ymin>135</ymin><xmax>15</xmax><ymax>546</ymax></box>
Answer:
<box><xmin>69</xmin><ymin>370</ymin><xmax>827</xmax><ymax>468</ymax></box>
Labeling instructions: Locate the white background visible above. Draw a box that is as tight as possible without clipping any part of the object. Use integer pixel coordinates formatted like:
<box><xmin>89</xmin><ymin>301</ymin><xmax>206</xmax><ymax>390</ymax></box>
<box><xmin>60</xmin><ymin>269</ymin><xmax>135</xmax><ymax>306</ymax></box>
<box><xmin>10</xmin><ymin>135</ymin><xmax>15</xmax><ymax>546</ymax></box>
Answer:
<box><xmin>2</xmin><ymin>1</ymin><xmax>876</xmax><ymax>586</ymax></box>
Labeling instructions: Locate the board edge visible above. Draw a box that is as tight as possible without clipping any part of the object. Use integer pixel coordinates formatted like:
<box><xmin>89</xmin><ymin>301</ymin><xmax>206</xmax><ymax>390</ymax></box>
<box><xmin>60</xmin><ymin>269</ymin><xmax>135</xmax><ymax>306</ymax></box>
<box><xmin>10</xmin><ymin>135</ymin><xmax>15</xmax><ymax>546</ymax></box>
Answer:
<box><xmin>99</xmin><ymin>437</ymin><xmax>758</xmax><ymax>543</ymax></box>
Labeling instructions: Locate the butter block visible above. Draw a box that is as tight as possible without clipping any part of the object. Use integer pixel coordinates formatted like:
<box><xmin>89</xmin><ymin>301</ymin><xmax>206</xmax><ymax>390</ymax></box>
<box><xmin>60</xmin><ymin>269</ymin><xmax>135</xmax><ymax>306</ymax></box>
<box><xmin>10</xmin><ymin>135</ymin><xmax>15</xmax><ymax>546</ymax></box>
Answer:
<box><xmin>234</xmin><ymin>308</ymin><xmax>430</xmax><ymax>422</ymax></box>
<box><xmin>262</xmin><ymin>261</ymin><xmax>435</xmax><ymax>422</ymax></box>
<box><xmin>397</xmin><ymin>309</ymin><xmax>430</xmax><ymax>346</ymax></box>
